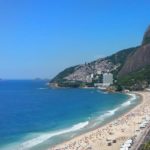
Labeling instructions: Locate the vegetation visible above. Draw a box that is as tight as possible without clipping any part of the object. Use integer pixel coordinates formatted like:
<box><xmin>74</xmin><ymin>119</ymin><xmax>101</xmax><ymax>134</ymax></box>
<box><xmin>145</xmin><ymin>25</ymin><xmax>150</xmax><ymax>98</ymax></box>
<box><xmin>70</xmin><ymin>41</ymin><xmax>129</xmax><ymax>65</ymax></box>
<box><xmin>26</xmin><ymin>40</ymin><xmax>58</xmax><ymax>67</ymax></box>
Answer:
<box><xmin>107</xmin><ymin>47</ymin><xmax>138</xmax><ymax>66</ymax></box>
<box><xmin>108</xmin><ymin>47</ymin><xmax>138</xmax><ymax>83</ymax></box>
<box><xmin>56</xmin><ymin>81</ymin><xmax>94</xmax><ymax>88</ymax></box>
<box><xmin>143</xmin><ymin>37</ymin><xmax>150</xmax><ymax>45</ymax></box>
<box><xmin>50</xmin><ymin>65</ymin><xmax>78</xmax><ymax>83</ymax></box>
<box><xmin>117</xmin><ymin>65</ymin><xmax>150</xmax><ymax>90</ymax></box>
<box><xmin>141</xmin><ymin>141</ymin><xmax>150</xmax><ymax>150</ymax></box>
<box><xmin>108</xmin><ymin>46</ymin><xmax>138</xmax><ymax>80</ymax></box>
<box><xmin>114</xmin><ymin>84</ymin><xmax>123</xmax><ymax>91</ymax></box>
<box><xmin>57</xmin><ymin>81</ymin><xmax>84</xmax><ymax>88</ymax></box>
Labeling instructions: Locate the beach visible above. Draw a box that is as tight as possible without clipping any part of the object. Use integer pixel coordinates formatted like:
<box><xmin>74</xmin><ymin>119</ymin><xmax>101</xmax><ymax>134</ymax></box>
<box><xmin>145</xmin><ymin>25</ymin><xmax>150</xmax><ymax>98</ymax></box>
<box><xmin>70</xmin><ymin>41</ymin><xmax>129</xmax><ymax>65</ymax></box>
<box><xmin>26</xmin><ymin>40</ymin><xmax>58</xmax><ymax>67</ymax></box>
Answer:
<box><xmin>50</xmin><ymin>91</ymin><xmax>150</xmax><ymax>150</ymax></box>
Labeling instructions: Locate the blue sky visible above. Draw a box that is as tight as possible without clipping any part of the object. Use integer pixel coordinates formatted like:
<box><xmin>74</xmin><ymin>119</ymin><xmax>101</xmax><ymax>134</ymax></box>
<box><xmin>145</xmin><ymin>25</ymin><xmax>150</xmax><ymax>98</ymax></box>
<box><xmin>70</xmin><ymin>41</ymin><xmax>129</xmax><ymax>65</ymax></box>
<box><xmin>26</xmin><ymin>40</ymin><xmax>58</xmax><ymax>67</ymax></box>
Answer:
<box><xmin>0</xmin><ymin>0</ymin><xmax>150</xmax><ymax>79</ymax></box>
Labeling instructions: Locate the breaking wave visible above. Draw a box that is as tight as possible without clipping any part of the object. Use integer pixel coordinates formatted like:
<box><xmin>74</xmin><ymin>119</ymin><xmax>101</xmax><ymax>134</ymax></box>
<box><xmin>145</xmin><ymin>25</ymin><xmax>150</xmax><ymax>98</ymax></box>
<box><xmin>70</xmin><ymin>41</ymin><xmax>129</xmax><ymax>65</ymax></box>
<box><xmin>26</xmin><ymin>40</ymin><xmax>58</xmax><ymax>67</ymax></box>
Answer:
<box><xmin>121</xmin><ymin>93</ymin><xmax>137</xmax><ymax>107</ymax></box>
<box><xmin>97</xmin><ymin>93</ymin><xmax>137</xmax><ymax>122</ymax></box>
<box><xmin>19</xmin><ymin>121</ymin><xmax>89</xmax><ymax>149</ymax></box>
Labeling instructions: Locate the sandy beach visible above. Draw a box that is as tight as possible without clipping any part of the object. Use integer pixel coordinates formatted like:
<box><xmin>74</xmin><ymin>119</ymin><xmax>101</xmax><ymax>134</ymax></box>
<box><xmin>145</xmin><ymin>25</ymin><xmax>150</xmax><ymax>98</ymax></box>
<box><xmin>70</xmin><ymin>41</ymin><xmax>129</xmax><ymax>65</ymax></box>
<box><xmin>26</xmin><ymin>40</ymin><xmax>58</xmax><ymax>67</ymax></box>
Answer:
<box><xmin>50</xmin><ymin>91</ymin><xmax>150</xmax><ymax>150</ymax></box>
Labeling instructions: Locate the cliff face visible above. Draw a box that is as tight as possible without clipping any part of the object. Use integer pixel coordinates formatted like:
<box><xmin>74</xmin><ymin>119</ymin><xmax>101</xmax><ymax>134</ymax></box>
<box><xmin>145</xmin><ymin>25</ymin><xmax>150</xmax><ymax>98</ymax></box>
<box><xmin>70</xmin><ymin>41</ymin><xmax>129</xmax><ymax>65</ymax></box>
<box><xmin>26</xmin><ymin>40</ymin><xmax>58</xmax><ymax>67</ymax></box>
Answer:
<box><xmin>119</xmin><ymin>26</ymin><xmax>150</xmax><ymax>76</ymax></box>
<box><xmin>142</xmin><ymin>26</ymin><xmax>150</xmax><ymax>45</ymax></box>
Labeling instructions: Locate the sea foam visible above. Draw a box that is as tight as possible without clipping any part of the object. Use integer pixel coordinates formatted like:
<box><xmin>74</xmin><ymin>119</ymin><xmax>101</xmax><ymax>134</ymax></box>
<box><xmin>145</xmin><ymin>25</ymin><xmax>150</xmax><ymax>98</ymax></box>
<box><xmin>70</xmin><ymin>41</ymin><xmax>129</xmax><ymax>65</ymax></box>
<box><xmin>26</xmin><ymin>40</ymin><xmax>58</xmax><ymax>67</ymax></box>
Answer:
<box><xmin>97</xmin><ymin>93</ymin><xmax>137</xmax><ymax>122</ymax></box>
<box><xmin>38</xmin><ymin>87</ymin><xmax>48</xmax><ymax>90</ymax></box>
<box><xmin>121</xmin><ymin>93</ymin><xmax>137</xmax><ymax>107</ymax></box>
<box><xmin>19</xmin><ymin>121</ymin><xmax>89</xmax><ymax>149</ymax></box>
<box><xmin>96</xmin><ymin>107</ymin><xmax>119</xmax><ymax>123</ymax></box>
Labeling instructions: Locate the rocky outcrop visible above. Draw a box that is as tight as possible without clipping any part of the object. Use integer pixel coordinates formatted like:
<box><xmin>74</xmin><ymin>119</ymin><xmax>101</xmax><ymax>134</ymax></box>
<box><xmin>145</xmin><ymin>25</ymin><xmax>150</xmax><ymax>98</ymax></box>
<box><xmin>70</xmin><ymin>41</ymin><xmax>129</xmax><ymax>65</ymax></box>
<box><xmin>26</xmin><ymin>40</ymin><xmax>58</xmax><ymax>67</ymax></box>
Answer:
<box><xmin>119</xmin><ymin>26</ymin><xmax>150</xmax><ymax>76</ymax></box>
<box><xmin>142</xmin><ymin>25</ymin><xmax>150</xmax><ymax>45</ymax></box>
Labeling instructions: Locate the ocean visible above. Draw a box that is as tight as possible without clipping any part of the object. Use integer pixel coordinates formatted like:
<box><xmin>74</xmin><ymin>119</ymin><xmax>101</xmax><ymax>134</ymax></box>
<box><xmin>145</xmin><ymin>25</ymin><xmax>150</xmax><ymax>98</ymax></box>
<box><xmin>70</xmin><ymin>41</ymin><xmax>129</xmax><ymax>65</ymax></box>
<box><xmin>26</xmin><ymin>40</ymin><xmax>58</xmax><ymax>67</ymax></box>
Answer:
<box><xmin>0</xmin><ymin>80</ymin><xmax>140</xmax><ymax>150</ymax></box>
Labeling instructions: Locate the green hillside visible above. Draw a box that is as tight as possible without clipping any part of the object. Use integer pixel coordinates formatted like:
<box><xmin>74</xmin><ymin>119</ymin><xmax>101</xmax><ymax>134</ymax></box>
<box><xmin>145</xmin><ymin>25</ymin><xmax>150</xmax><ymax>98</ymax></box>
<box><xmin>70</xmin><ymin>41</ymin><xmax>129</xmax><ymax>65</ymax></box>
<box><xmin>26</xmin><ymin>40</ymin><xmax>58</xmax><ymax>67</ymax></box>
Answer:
<box><xmin>117</xmin><ymin>65</ymin><xmax>150</xmax><ymax>90</ymax></box>
<box><xmin>50</xmin><ymin>65</ymin><xmax>78</xmax><ymax>83</ymax></box>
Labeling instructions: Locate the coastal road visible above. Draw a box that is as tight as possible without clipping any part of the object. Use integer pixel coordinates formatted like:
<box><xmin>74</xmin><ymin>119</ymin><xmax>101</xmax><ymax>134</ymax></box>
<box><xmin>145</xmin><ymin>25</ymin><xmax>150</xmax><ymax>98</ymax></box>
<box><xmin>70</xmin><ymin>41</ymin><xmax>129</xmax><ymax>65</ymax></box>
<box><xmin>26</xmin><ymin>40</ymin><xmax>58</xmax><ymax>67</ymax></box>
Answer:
<box><xmin>130</xmin><ymin>124</ymin><xmax>150</xmax><ymax>150</ymax></box>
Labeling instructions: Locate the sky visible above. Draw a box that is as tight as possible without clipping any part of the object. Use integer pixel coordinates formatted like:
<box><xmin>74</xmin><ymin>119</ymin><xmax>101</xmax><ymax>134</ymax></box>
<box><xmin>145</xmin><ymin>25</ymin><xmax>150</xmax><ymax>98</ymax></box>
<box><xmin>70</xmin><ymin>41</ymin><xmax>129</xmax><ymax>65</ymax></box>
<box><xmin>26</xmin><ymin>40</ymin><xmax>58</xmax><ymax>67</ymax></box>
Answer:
<box><xmin>0</xmin><ymin>0</ymin><xmax>150</xmax><ymax>79</ymax></box>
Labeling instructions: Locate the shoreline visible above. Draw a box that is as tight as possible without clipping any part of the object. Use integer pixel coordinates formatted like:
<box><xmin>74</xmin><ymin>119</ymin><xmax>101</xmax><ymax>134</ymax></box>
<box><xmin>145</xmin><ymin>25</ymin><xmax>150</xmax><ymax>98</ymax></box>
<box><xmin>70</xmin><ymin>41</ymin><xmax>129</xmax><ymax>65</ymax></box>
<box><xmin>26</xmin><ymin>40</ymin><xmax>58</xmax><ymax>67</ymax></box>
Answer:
<box><xmin>50</xmin><ymin>91</ymin><xmax>149</xmax><ymax>150</ymax></box>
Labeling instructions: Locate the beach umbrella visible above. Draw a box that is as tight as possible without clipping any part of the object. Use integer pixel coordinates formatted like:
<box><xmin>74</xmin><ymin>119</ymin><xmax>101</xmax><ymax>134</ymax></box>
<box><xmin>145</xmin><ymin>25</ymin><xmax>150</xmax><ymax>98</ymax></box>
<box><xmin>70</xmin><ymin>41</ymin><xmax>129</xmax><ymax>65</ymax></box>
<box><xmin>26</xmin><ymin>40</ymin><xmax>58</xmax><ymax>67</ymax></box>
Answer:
<box><xmin>120</xmin><ymin>148</ymin><xmax>125</xmax><ymax>150</ymax></box>
<box><xmin>120</xmin><ymin>147</ymin><xmax>127</xmax><ymax>150</ymax></box>
<box><xmin>107</xmin><ymin>142</ymin><xmax>112</xmax><ymax>146</ymax></box>
<box><xmin>121</xmin><ymin>144</ymin><xmax>130</xmax><ymax>148</ymax></box>
<box><xmin>140</xmin><ymin>124</ymin><xmax>146</xmax><ymax>128</ymax></box>
<box><xmin>125</xmin><ymin>143</ymin><xmax>131</xmax><ymax>147</ymax></box>
<box><xmin>112</xmin><ymin>139</ymin><xmax>116</xmax><ymax>143</ymax></box>
<box><xmin>125</xmin><ymin>139</ymin><xmax>132</xmax><ymax>144</ymax></box>
<box><xmin>146</xmin><ymin>116</ymin><xmax>150</xmax><ymax>120</ymax></box>
<box><xmin>120</xmin><ymin>146</ymin><xmax>128</xmax><ymax>150</ymax></box>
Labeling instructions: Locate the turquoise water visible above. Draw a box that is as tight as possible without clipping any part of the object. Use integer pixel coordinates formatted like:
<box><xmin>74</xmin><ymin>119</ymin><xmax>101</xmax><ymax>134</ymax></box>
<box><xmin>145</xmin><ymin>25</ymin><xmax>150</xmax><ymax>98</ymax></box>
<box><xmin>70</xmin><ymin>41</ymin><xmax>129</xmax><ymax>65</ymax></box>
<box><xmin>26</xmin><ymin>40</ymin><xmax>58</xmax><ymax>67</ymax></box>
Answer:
<box><xmin>0</xmin><ymin>80</ymin><xmax>140</xmax><ymax>150</ymax></box>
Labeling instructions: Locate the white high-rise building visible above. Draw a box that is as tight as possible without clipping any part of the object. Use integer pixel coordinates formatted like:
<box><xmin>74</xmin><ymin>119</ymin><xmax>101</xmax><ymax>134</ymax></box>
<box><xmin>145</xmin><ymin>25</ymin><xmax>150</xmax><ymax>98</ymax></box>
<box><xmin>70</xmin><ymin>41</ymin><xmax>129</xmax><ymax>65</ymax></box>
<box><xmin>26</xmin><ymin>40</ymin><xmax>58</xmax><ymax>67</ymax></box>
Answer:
<box><xmin>97</xmin><ymin>70</ymin><xmax>101</xmax><ymax>75</ymax></box>
<box><xmin>86</xmin><ymin>75</ymin><xmax>92</xmax><ymax>83</ymax></box>
<box><xmin>103</xmin><ymin>73</ymin><xmax>113</xmax><ymax>86</ymax></box>
<box><xmin>90</xmin><ymin>74</ymin><xmax>94</xmax><ymax>78</ymax></box>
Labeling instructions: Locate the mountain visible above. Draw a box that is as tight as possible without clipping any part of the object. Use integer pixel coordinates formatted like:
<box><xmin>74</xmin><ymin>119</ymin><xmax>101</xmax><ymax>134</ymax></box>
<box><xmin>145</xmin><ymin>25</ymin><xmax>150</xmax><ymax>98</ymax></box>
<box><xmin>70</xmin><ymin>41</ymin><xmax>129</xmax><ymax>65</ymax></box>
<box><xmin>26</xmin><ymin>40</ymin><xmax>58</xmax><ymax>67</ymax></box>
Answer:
<box><xmin>50</xmin><ymin>47</ymin><xmax>137</xmax><ymax>87</ymax></box>
<box><xmin>50</xmin><ymin>26</ymin><xmax>150</xmax><ymax>90</ymax></box>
